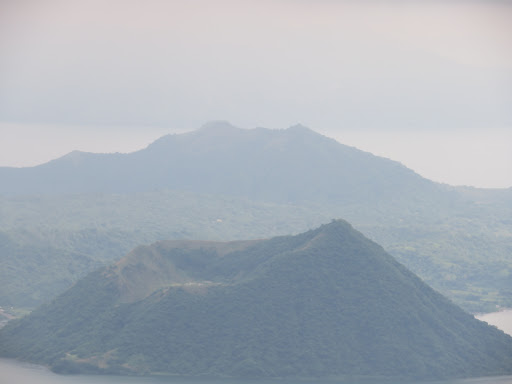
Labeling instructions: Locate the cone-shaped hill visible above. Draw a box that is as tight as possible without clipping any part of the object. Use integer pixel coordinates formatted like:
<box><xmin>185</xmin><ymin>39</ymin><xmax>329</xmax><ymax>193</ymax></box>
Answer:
<box><xmin>1</xmin><ymin>220</ymin><xmax>511</xmax><ymax>379</ymax></box>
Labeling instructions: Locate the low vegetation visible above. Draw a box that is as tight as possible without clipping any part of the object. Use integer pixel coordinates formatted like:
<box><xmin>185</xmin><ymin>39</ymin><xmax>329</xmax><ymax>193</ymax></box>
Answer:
<box><xmin>2</xmin><ymin>221</ymin><xmax>511</xmax><ymax>379</ymax></box>
<box><xmin>1</xmin><ymin>124</ymin><xmax>511</xmax><ymax>313</ymax></box>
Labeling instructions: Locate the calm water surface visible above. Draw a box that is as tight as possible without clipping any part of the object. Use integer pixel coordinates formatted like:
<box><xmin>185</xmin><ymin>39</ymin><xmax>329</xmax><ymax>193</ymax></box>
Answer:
<box><xmin>475</xmin><ymin>309</ymin><xmax>512</xmax><ymax>336</ymax></box>
<box><xmin>1</xmin><ymin>359</ymin><xmax>511</xmax><ymax>384</ymax></box>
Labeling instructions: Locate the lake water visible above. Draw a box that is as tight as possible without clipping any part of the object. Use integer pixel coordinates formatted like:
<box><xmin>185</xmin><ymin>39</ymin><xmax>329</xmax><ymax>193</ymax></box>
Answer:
<box><xmin>1</xmin><ymin>358</ymin><xmax>511</xmax><ymax>384</ymax></box>
<box><xmin>475</xmin><ymin>309</ymin><xmax>512</xmax><ymax>336</ymax></box>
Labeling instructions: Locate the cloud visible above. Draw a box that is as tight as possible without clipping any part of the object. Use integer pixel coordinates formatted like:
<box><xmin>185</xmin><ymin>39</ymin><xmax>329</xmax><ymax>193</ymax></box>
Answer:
<box><xmin>0</xmin><ymin>0</ymin><xmax>510</xmax><ymax>130</ymax></box>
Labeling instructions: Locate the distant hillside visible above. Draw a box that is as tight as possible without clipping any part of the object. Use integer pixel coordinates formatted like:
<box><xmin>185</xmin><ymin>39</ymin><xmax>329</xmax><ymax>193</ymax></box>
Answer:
<box><xmin>0</xmin><ymin>191</ymin><xmax>332</xmax><ymax>309</ymax></box>
<box><xmin>1</xmin><ymin>221</ymin><xmax>511</xmax><ymax>379</ymax></box>
<box><xmin>0</xmin><ymin>122</ymin><xmax>510</xmax><ymax>313</ymax></box>
<box><xmin>0</xmin><ymin>121</ymin><xmax>447</xmax><ymax>205</ymax></box>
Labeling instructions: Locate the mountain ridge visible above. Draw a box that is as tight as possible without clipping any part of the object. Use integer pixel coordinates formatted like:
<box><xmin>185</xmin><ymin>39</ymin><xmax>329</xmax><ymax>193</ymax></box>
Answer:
<box><xmin>1</xmin><ymin>220</ymin><xmax>511</xmax><ymax>379</ymax></box>
<box><xmin>0</xmin><ymin>122</ymin><xmax>439</xmax><ymax>203</ymax></box>
<box><xmin>0</xmin><ymin>122</ymin><xmax>510</xmax><ymax>313</ymax></box>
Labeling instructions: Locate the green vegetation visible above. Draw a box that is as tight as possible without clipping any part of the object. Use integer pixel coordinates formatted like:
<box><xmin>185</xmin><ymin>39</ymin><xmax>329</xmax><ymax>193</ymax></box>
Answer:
<box><xmin>1</xmin><ymin>187</ymin><xmax>510</xmax><ymax>313</ymax></box>
<box><xmin>1</xmin><ymin>221</ymin><xmax>511</xmax><ymax>379</ymax></box>
<box><xmin>0</xmin><ymin>191</ymin><xmax>330</xmax><ymax>309</ymax></box>
<box><xmin>0</xmin><ymin>124</ymin><xmax>511</xmax><ymax>312</ymax></box>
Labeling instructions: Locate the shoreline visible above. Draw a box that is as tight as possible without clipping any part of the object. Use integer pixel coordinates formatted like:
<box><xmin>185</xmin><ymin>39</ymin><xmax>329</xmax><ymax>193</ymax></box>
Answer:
<box><xmin>475</xmin><ymin>309</ymin><xmax>512</xmax><ymax>337</ymax></box>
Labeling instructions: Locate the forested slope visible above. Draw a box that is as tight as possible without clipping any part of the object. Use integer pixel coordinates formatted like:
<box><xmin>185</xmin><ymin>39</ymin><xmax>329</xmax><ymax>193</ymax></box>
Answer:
<box><xmin>2</xmin><ymin>221</ymin><xmax>511</xmax><ymax>379</ymax></box>
<box><xmin>1</xmin><ymin>123</ymin><xmax>510</xmax><ymax>312</ymax></box>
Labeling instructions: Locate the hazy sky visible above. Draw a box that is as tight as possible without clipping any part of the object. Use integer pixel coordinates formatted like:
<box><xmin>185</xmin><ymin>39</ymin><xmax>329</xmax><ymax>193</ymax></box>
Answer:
<box><xmin>1</xmin><ymin>0</ymin><xmax>511</xmax><ymax>188</ymax></box>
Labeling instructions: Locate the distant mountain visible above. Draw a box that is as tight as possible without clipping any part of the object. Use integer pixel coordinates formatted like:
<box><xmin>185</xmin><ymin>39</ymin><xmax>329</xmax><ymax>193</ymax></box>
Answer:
<box><xmin>0</xmin><ymin>121</ymin><xmax>447</xmax><ymax>205</ymax></box>
<box><xmin>1</xmin><ymin>220</ymin><xmax>511</xmax><ymax>379</ymax></box>
<box><xmin>0</xmin><ymin>230</ymin><xmax>100</xmax><ymax>308</ymax></box>
<box><xmin>1</xmin><ymin>122</ymin><xmax>511</xmax><ymax>313</ymax></box>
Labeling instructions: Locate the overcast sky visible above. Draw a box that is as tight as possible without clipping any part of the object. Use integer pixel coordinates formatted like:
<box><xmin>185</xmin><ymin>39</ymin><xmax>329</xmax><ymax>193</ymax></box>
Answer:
<box><xmin>1</xmin><ymin>0</ymin><xmax>511</xmax><ymax>188</ymax></box>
